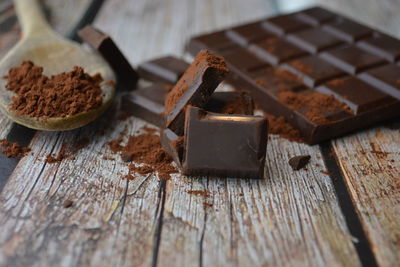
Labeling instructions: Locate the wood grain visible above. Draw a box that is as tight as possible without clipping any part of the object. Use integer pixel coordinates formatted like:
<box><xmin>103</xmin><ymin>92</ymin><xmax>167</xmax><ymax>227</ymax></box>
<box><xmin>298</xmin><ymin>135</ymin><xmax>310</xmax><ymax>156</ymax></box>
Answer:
<box><xmin>332</xmin><ymin>123</ymin><xmax>400</xmax><ymax>266</ymax></box>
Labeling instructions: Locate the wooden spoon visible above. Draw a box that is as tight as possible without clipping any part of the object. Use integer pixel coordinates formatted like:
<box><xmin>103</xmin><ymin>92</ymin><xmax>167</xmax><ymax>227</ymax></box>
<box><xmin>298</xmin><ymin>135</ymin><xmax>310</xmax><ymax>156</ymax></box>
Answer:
<box><xmin>0</xmin><ymin>0</ymin><xmax>115</xmax><ymax>131</ymax></box>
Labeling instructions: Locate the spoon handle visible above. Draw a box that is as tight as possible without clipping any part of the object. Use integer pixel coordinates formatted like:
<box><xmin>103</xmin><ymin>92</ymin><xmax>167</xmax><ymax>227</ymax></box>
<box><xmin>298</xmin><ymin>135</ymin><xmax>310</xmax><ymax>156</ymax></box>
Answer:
<box><xmin>14</xmin><ymin>0</ymin><xmax>52</xmax><ymax>37</ymax></box>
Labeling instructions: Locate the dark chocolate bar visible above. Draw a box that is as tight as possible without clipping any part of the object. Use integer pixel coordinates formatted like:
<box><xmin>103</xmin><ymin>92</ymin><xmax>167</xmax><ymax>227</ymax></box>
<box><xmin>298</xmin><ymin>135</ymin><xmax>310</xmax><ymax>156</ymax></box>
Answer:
<box><xmin>137</xmin><ymin>56</ymin><xmax>190</xmax><ymax>84</ymax></box>
<box><xmin>186</xmin><ymin>6</ymin><xmax>400</xmax><ymax>144</ymax></box>
<box><xmin>78</xmin><ymin>25</ymin><xmax>139</xmax><ymax>90</ymax></box>
<box><xmin>182</xmin><ymin>106</ymin><xmax>268</xmax><ymax>178</ymax></box>
<box><xmin>164</xmin><ymin>50</ymin><xmax>229</xmax><ymax>135</ymax></box>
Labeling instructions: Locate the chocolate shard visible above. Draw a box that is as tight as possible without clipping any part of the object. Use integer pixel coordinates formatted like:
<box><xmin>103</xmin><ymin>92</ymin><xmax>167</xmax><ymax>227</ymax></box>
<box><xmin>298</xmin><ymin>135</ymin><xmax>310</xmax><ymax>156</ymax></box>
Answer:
<box><xmin>160</xmin><ymin>129</ymin><xmax>183</xmax><ymax>167</ymax></box>
<box><xmin>186</xmin><ymin>6</ymin><xmax>400</xmax><ymax>144</ymax></box>
<box><xmin>182</xmin><ymin>106</ymin><xmax>268</xmax><ymax>178</ymax></box>
<box><xmin>165</xmin><ymin>50</ymin><xmax>229</xmax><ymax>135</ymax></box>
<box><xmin>137</xmin><ymin>56</ymin><xmax>190</xmax><ymax>84</ymax></box>
<box><xmin>78</xmin><ymin>25</ymin><xmax>139</xmax><ymax>90</ymax></box>
<box><xmin>288</xmin><ymin>155</ymin><xmax>311</xmax><ymax>170</ymax></box>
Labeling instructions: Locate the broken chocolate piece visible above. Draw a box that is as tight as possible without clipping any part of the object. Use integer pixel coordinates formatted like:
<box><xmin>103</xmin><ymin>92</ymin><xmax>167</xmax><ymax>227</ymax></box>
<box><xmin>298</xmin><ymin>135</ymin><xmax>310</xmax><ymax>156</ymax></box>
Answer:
<box><xmin>78</xmin><ymin>25</ymin><xmax>138</xmax><ymax>90</ymax></box>
<box><xmin>182</xmin><ymin>106</ymin><xmax>268</xmax><ymax>178</ymax></box>
<box><xmin>160</xmin><ymin>129</ymin><xmax>183</xmax><ymax>167</ymax></box>
<box><xmin>137</xmin><ymin>56</ymin><xmax>190</xmax><ymax>84</ymax></box>
<box><xmin>165</xmin><ymin>50</ymin><xmax>229</xmax><ymax>135</ymax></box>
<box><xmin>288</xmin><ymin>155</ymin><xmax>311</xmax><ymax>170</ymax></box>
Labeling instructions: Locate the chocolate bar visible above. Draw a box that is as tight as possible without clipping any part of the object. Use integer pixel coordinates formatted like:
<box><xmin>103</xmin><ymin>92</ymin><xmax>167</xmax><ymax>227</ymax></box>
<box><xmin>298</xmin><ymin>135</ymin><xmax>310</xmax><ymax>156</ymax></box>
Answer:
<box><xmin>164</xmin><ymin>50</ymin><xmax>229</xmax><ymax>135</ymax></box>
<box><xmin>160</xmin><ymin>129</ymin><xmax>183</xmax><ymax>167</ymax></box>
<box><xmin>186</xmin><ymin>6</ymin><xmax>400</xmax><ymax>144</ymax></box>
<box><xmin>78</xmin><ymin>25</ymin><xmax>139</xmax><ymax>90</ymax></box>
<box><xmin>137</xmin><ymin>56</ymin><xmax>189</xmax><ymax>84</ymax></box>
<box><xmin>182</xmin><ymin>106</ymin><xmax>268</xmax><ymax>178</ymax></box>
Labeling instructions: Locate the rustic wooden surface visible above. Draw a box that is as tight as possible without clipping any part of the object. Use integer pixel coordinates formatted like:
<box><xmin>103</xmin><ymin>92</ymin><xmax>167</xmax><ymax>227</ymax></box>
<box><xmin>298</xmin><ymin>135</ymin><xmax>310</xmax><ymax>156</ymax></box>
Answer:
<box><xmin>0</xmin><ymin>0</ymin><xmax>399</xmax><ymax>266</ymax></box>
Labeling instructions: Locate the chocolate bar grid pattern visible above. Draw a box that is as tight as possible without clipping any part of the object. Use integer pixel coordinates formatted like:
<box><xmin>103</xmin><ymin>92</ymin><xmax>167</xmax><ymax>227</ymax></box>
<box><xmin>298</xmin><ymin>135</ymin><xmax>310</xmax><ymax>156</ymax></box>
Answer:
<box><xmin>186</xmin><ymin>7</ymin><xmax>400</xmax><ymax>144</ymax></box>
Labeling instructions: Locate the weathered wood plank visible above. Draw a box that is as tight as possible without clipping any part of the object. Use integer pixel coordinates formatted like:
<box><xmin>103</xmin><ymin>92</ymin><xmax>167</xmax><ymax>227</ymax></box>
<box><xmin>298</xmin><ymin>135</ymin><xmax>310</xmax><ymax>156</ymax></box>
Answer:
<box><xmin>332</xmin><ymin>123</ymin><xmax>400</xmax><ymax>266</ymax></box>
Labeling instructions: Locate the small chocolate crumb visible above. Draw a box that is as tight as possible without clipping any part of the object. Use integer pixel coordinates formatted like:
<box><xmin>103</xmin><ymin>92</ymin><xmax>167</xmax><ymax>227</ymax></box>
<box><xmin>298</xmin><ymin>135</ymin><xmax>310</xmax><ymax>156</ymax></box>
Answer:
<box><xmin>63</xmin><ymin>199</ymin><xmax>73</xmax><ymax>208</ymax></box>
<box><xmin>0</xmin><ymin>139</ymin><xmax>31</xmax><ymax>158</ymax></box>
<box><xmin>289</xmin><ymin>155</ymin><xmax>311</xmax><ymax>170</ymax></box>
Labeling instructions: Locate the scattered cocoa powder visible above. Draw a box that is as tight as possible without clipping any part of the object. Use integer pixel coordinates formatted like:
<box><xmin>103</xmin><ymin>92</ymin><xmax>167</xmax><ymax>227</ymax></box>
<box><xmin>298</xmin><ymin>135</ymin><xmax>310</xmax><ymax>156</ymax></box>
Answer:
<box><xmin>108</xmin><ymin>128</ymin><xmax>177</xmax><ymax>179</ymax></box>
<box><xmin>164</xmin><ymin>50</ymin><xmax>228</xmax><ymax>114</ymax></box>
<box><xmin>220</xmin><ymin>93</ymin><xmax>254</xmax><ymax>114</ymax></box>
<box><xmin>289</xmin><ymin>60</ymin><xmax>313</xmax><ymax>74</ymax></box>
<box><xmin>0</xmin><ymin>139</ymin><xmax>31</xmax><ymax>158</ymax></box>
<box><xmin>262</xmin><ymin>113</ymin><xmax>304</xmax><ymax>143</ymax></box>
<box><xmin>278</xmin><ymin>90</ymin><xmax>351</xmax><ymax>124</ymax></box>
<box><xmin>46</xmin><ymin>138</ymin><xmax>89</xmax><ymax>164</ymax></box>
<box><xmin>4</xmin><ymin>61</ymin><xmax>104</xmax><ymax>118</ymax></box>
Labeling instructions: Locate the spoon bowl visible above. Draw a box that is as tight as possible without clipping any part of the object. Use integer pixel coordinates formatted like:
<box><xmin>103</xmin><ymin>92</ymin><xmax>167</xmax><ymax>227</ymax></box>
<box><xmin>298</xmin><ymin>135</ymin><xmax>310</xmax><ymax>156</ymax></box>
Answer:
<box><xmin>0</xmin><ymin>0</ymin><xmax>115</xmax><ymax>131</ymax></box>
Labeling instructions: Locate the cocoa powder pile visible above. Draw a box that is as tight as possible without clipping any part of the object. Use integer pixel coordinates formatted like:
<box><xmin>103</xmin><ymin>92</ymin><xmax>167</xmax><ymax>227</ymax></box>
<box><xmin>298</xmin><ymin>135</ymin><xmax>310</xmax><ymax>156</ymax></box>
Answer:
<box><xmin>4</xmin><ymin>61</ymin><xmax>103</xmax><ymax>118</ymax></box>
<box><xmin>0</xmin><ymin>139</ymin><xmax>31</xmax><ymax>158</ymax></box>
<box><xmin>262</xmin><ymin>113</ymin><xmax>303</xmax><ymax>143</ymax></box>
<box><xmin>108</xmin><ymin>128</ymin><xmax>177</xmax><ymax>179</ymax></box>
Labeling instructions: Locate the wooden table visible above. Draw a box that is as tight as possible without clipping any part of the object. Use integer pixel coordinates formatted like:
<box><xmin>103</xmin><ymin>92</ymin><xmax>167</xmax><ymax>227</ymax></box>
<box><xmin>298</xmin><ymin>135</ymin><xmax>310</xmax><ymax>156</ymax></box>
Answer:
<box><xmin>0</xmin><ymin>0</ymin><xmax>399</xmax><ymax>266</ymax></box>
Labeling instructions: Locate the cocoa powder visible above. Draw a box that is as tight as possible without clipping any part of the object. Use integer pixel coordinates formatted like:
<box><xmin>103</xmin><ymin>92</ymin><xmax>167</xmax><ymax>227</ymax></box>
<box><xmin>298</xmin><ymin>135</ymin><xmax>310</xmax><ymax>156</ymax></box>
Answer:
<box><xmin>4</xmin><ymin>61</ymin><xmax>104</xmax><ymax>118</ymax></box>
<box><xmin>108</xmin><ymin>128</ymin><xmax>177</xmax><ymax>179</ymax></box>
<box><xmin>0</xmin><ymin>139</ymin><xmax>31</xmax><ymax>158</ymax></box>
<box><xmin>262</xmin><ymin>113</ymin><xmax>304</xmax><ymax>143</ymax></box>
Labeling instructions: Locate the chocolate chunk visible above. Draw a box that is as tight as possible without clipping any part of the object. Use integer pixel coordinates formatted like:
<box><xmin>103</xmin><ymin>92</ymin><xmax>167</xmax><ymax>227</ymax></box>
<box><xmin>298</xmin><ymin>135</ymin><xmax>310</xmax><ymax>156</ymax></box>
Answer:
<box><xmin>359</xmin><ymin>64</ymin><xmax>400</xmax><ymax>100</ymax></box>
<box><xmin>262</xmin><ymin>14</ymin><xmax>310</xmax><ymax>35</ymax></box>
<box><xmin>320</xmin><ymin>46</ymin><xmax>385</xmax><ymax>74</ymax></box>
<box><xmin>249</xmin><ymin>36</ymin><xmax>307</xmax><ymax>65</ymax></box>
<box><xmin>182</xmin><ymin>106</ymin><xmax>268</xmax><ymax>178</ymax></box>
<box><xmin>137</xmin><ymin>56</ymin><xmax>189</xmax><ymax>84</ymax></box>
<box><xmin>165</xmin><ymin>50</ymin><xmax>229</xmax><ymax>135</ymax></box>
<box><xmin>322</xmin><ymin>17</ymin><xmax>372</xmax><ymax>42</ymax></box>
<box><xmin>288</xmin><ymin>155</ymin><xmax>311</xmax><ymax>170</ymax></box>
<box><xmin>78</xmin><ymin>25</ymin><xmax>138</xmax><ymax>90</ymax></box>
<box><xmin>287</xmin><ymin>28</ymin><xmax>344</xmax><ymax>53</ymax></box>
<box><xmin>160</xmin><ymin>129</ymin><xmax>183</xmax><ymax>167</ymax></box>
<box><xmin>121</xmin><ymin>83</ymin><xmax>167</xmax><ymax>128</ymax></box>
<box><xmin>186</xmin><ymin>6</ymin><xmax>400</xmax><ymax>144</ymax></box>
<box><xmin>62</xmin><ymin>199</ymin><xmax>74</xmax><ymax>208</ymax></box>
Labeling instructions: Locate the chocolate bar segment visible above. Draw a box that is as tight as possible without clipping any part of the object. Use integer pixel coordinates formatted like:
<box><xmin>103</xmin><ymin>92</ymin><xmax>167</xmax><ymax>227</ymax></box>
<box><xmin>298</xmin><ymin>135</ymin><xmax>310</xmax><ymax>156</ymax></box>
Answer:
<box><xmin>296</xmin><ymin>7</ymin><xmax>335</xmax><ymax>26</ymax></box>
<box><xmin>226</xmin><ymin>22</ymin><xmax>273</xmax><ymax>46</ymax></box>
<box><xmin>262</xmin><ymin>14</ymin><xmax>311</xmax><ymax>35</ymax></box>
<box><xmin>137</xmin><ymin>56</ymin><xmax>189</xmax><ymax>84</ymax></box>
<box><xmin>316</xmin><ymin>77</ymin><xmax>397</xmax><ymax>114</ymax></box>
<box><xmin>320</xmin><ymin>46</ymin><xmax>385</xmax><ymax>74</ymax></box>
<box><xmin>121</xmin><ymin>83</ymin><xmax>167</xmax><ymax>127</ymax></box>
<box><xmin>78</xmin><ymin>25</ymin><xmax>139</xmax><ymax>89</ymax></box>
<box><xmin>183</xmin><ymin>106</ymin><xmax>268</xmax><ymax>178</ymax></box>
<box><xmin>286</xmin><ymin>28</ymin><xmax>344</xmax><ymax>53</ymax></box>
<box><xmin>322</xmin><ymin>17</ymin><xmax>372</xmax><ymax>42</ymax></box>
<box><xmin>186</xmin><ymin>6</ymin><xmax>400</xmax><ymax>144</ymax></box>
<box><xmin>359</xmin><ymin>64</ymin><xmax>400</xmax><ymax>99</ymax></box>
<box><xmin>357</xmin><ymin>34</ymin><xmax>400</xmax><ymax>62</ymax></box>
<box><xmin>249</xmin><ymin>36</ymin><xmax>307</xmax><ymax>65</ymax></box>
<box><xmin>281</xmin><ymin>55</ymin><xmax>345</xmax><ymax>87</ymax></box>
<box><xmin>186</xmin><ymin>31</ymin><xmax>239</xmax><ymax>55</ymax></box>
<box><xmin>165</xmin><ymin>50</ymin><xmax>229</xmax><ymax>135</ymax></box>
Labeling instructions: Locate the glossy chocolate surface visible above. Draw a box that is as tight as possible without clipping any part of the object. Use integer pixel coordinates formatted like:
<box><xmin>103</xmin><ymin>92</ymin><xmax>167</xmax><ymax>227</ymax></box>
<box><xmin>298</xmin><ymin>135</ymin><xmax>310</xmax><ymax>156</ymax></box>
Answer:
<box><xmin>183</xmin><ymin>106</ymin><xmax>268</xmax><ymax>178</ymax></box>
